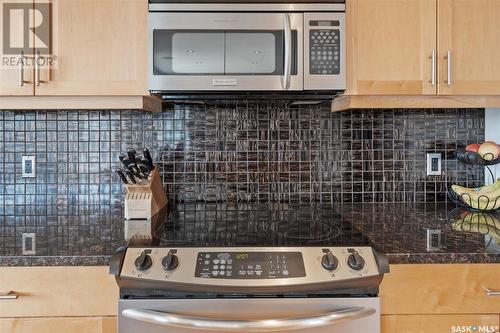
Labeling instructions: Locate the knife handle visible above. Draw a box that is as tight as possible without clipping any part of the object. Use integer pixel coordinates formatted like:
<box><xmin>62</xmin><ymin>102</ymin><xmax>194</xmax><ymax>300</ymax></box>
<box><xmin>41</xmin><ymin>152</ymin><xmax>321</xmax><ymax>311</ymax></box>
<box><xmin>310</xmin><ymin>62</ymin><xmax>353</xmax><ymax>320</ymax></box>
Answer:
<box><xmin>121</xmin><ymin>157</ymin><xmax>132</xmax><ymax>169</ymax></box>
<box><xmin>138</xmin><ymin>163</ymin><xmax>151</xmax><ymax>180</ymax></box>
<box><xmin>116</xmin><ymin>170</ymin><xmax>129</xmax><ymax>184</ymax></box>
<box><xmin>127</xmin><ymin>148</ymin><xmax>137</xmax><ymax>164</ymax></box>
<box><xmin>125</xmin><ymin>170</ymin><xmax>137</xmax><ymax>184</ymax></box>
<box><xmin>128</xmin><ymin>164</ymin><xmax>143</xmax><ymax>179</ymax></box>
<box><xmin>143</xmin><ymin>148</ymin><xmax>154</xmax><ymax>168</ymax></box>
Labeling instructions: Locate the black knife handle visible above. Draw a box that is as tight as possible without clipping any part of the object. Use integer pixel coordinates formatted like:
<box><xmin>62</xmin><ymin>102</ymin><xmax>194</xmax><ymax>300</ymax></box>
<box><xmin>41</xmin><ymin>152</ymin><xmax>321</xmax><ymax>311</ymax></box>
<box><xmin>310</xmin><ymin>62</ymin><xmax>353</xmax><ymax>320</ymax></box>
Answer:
<box><xmin>121</xmin><ymin>157</ymin><xmax>132</xmax><ymax>169</ymax></box>
<box><xmin>116</xmin><ymin>170</ymin><xmax>129</xmax><ymax>184</ymax></box>
<box><xmin>125</xmin><ymin>170</ymin><xmax>137</xmax><ymax>184</ymax></box>
<box><xmin>138</xmin><ymin>163</ymin><xmax>151</xmax><ymax>180</ymax></box>
<box><xmin>119</xmin><ymin>154</ymin><xmax>127</xmax><ymax>163</ymax></box>
<box><xmin>143</xmin><ymin>148</ymin><xmax>154</xmax><ymax>169</ymax></box>
<box><xmin>127</xmin><ymin>148</ymin><xmax>137</xmax><ymax>164</ymax></box>
<box><xmin>128</xmin><ymin>164</ymin><xmax>143</xmax><ymax>179</ymax></box>
<box><xmin>138</xmin><ymin>163</ymin><xmax>149</xmax><ymax>174</ymax></box>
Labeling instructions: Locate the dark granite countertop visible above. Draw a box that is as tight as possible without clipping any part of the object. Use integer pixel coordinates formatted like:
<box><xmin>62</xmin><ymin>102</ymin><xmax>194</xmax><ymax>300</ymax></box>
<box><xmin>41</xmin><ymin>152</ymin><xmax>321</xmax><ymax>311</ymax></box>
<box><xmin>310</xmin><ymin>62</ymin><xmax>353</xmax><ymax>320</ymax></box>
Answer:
<box><xmin>338</xmin><ymin>203</ymin><xmax>500</xmax><ymax>264</ymax></box>
<box><xmin>1</xmin><ymin>203</ymin><xmax>499</xmax><ymax>266</ymax></box>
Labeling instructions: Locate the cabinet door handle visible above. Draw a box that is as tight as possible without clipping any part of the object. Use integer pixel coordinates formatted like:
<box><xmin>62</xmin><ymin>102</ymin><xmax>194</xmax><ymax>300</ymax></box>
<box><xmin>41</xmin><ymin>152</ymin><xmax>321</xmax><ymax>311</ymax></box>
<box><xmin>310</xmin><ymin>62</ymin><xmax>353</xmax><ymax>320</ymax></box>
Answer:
<box><xmin>445</xmin><ymin>50</ymin><xmax>452</xmax><ymax>86</ymax></box>
<box><xmin>0</xmin><ymin>291</ymin><xmax>19</xmax><ymax>300</ymax></box>
<box><xmin>35</xmin><ymin>50</ymin><xmax>41</xmax><ymax>86</ymax></box>
<box><xmin>429</xmin><ymin>50</ymin><xmax>436</xmax><ymax>86</ymax></box>
<box><xmin>484</xmin><ymin>288</ymin><xmax>500</xmax><ymax>296</ymax></box>
<box><xmin>18</xmin><ymin>52</ymin><xmax>25</xmax><ymax>87</ymax></box>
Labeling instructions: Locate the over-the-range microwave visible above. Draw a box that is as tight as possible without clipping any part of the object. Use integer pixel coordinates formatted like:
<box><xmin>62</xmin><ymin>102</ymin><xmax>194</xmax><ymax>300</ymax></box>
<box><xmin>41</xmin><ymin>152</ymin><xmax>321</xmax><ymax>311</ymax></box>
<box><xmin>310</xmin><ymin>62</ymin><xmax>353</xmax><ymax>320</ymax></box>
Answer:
<box><xmin>148</xmin><ymin>1</ymin><xmax>346</xmax><ymax>94</ymax></box>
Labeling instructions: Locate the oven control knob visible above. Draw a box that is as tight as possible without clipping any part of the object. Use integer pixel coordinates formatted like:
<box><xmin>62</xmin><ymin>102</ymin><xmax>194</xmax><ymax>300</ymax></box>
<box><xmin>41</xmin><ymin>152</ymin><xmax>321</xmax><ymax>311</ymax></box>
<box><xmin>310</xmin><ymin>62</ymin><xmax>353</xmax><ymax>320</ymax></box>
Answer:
<box><xmin>347</xmin><ymin>251</ymin><xmax>365</xmax><ymax>271</ymax></box>
<box><xmin>134</xmin><ymin>251</ymin><xmax>152</xmax><ymax>271</ymax></box>
<box><xmin>321</xmin><ymin>249</ymin><xmax>338</xmax><ymax>271</ymax></box>
<box><xmin>162</xmin><ymin>250</ymin><xmax>179</xmax><ymax>271</ymax></box>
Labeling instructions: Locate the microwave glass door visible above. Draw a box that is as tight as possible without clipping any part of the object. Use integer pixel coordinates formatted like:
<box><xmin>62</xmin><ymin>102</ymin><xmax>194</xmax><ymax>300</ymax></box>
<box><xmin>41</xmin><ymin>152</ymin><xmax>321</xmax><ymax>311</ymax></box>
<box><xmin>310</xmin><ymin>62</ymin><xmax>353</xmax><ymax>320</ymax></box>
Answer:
<box><xmin>153</xmin><ymin>31</ymin><xmax>294</xmax><ymax>75</ymax></box>
<box><xmin>154</xmin><ymin>31</ymin><xmax>225</xmax><ymax>75</ymax></box>
<box><xmin>225</xmin><ymin>32</ymin><xmax>278</xmax><ymax>75</ymax></box>
<box><xmin>149</xmin><ymin>13</ymin><xmax>304</xmax><ymax>91</ymax></box>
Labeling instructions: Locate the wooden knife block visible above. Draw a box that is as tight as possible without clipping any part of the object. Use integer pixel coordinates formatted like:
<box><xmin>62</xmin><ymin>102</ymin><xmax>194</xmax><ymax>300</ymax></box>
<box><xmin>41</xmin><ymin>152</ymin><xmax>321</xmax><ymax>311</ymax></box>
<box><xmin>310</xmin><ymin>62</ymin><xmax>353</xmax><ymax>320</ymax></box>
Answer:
<box><xmin>124</xmin><ymin>168</ymin><xmax>168</xmax><ymax>220</ymax></box>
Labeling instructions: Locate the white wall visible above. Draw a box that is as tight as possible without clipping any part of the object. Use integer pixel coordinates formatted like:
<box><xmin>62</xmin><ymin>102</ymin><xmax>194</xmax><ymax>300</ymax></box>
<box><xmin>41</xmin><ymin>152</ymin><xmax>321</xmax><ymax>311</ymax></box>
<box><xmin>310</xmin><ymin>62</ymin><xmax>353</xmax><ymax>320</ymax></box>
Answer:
<box><xmin>485</xmin><ymin>109</ymin><xmax>500</xmax><ymax>184</ymax></box>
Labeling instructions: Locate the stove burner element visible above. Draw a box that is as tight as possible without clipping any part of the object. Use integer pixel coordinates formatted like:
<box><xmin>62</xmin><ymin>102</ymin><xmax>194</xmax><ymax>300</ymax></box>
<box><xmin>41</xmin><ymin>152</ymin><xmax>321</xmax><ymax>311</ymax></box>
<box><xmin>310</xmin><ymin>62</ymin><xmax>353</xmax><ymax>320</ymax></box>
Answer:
<box><xmin>271</xmin><ymin>221</ymin><xmax>341</xmax><ymax>242</ymax></box>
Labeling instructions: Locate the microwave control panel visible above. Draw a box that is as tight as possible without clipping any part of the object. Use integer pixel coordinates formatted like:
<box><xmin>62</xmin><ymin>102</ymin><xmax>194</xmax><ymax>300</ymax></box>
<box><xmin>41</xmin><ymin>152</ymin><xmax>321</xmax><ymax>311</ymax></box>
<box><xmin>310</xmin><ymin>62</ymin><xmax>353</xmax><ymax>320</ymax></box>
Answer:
<box><xmin>308</xmin><ymin>20</ymin><xmax>341</xmax><ymax>75</ymax></box>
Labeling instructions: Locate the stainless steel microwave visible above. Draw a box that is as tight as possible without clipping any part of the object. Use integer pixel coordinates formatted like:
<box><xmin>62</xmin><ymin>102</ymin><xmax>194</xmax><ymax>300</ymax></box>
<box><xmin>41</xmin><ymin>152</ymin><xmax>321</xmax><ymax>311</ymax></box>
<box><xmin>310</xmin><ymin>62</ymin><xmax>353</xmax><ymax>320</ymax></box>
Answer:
<box><xmin>148</xmin><ymin>2</ymin><xmax>346</xmax><ymax>93</ymax></box>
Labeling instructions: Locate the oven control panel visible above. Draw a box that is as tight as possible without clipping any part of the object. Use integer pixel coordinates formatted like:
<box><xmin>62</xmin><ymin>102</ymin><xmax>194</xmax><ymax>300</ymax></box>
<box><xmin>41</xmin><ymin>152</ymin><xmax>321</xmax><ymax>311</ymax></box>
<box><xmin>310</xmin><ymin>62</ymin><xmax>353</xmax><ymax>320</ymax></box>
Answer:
<box><xmin>116</xmin><ymin>247</ymin><xmax>389</xmax><ymax>294</ymax></box>
<box><xmin>195</xmin><ymin>252</ymin><xmax>306</xmax><ymax>279</ymax></box>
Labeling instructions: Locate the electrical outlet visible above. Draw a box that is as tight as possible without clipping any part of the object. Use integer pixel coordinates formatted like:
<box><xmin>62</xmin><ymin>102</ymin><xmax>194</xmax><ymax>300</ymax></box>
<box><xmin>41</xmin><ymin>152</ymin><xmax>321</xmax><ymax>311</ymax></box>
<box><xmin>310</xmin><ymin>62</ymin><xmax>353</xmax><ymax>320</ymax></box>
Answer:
<box><xmin>22</xmin><ymin>156</ymin><xmax>36</xmax><ymax>178</ymax></box>
<box><xmin>426</xmin><ymin>229</ymin><xmax>442</xmax><ymax>252</ymax></box>
<box><xmin>426</xmin><ymin>153</ymin><xmax>442</xmax><ymax>176</ymax></box>
<box><xmin>22</xmin><ymin>233</ymin><xmax>36</xmax><ymax>255</ymax></box>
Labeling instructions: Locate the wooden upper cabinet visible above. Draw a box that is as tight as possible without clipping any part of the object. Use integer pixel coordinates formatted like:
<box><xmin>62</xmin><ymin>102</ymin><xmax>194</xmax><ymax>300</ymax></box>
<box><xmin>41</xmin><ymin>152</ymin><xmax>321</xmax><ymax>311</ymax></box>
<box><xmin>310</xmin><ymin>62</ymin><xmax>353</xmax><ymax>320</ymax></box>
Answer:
<box><xmin>0</xmin><ymin>58</ymin><xmax>34</xmax><ymax>96</ymax></box>
<box><xmin>438</xmin><ymin>0</ymin><xmax>500</xmax><ymax>95</ymax></box>
<box><xmin>346</xmin><ymin>0</ymin><xmax>437</xmax><ymax>95</ymax></box>
<box><xmin>0</xmin><ymin>0</ymin><xmax>34</xmax><ymax>96</ymax></box>
<box><xmin>33</xmin><ymin>0</ymin><xmax>148</xmax><ymax>96</ymax></box>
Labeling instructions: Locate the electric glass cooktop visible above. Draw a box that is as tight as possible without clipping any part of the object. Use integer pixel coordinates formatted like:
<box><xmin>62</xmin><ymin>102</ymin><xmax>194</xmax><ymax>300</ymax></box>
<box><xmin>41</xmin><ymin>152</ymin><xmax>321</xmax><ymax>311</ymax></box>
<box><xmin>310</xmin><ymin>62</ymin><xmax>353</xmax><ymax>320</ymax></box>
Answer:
<box><xmin>149</xmin><ymin>202</ymin><xmax>371</xmax><ymax>248</ymax></box>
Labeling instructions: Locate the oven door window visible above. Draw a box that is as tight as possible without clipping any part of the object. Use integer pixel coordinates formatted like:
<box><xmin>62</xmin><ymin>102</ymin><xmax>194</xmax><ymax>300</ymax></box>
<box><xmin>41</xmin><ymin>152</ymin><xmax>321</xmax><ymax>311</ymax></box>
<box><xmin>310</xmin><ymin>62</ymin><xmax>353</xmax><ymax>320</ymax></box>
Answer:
<box><xmin>153</xmin><ymin>30</ymin><xmax>297</xmax><ymax>76</ymax></box>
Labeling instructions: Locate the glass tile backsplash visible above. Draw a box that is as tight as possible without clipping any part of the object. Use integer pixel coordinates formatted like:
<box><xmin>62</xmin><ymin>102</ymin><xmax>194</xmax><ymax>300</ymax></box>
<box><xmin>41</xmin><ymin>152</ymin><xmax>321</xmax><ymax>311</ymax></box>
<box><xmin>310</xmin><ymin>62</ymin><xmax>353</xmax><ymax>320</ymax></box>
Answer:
<box><xmin>0</xmin><ymin>104</ymin><xmax>485</xmax><ymax>255</ymax></box>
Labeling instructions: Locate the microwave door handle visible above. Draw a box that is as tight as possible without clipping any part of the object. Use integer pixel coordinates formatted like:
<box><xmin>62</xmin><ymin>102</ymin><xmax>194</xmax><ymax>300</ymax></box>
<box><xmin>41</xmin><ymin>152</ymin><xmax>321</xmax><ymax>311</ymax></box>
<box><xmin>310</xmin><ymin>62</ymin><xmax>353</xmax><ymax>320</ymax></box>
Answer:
<box><xmin>122</xmin><ymin>307</ymin><xmax>376</xmax><ymax>332</ymax></box>
<box><xmin>281</xmin><ymin>13</ymin><xmax>292</xmax><ymax>90</ymax></box>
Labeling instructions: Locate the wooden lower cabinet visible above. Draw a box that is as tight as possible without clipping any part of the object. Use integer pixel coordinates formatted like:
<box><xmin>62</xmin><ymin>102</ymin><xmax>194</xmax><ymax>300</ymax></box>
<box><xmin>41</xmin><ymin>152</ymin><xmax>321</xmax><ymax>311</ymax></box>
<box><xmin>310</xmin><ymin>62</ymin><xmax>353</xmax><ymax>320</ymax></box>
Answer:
<box><xmin>380</xmin><ymin>264</ymin><xmax>500</xmax><ymax>315</ymax></box>
<box><xmin>0</xmin><ymin>267</ymin><xmax>117</xmax><ymax>318</ymax></box>
<box><xmin>0</xmin><ymin>317</ymin><xmax>116</xmax><ymax>333</ymax></box>
<box><xmin>380</xmin><ymin>265</ymin><xmax>500</xmax><ymax>333</ymax></box>
<box><xmin>382</xmin><ymin>315</ymin><xmax>500</xmax><ymax>333</ymax></box>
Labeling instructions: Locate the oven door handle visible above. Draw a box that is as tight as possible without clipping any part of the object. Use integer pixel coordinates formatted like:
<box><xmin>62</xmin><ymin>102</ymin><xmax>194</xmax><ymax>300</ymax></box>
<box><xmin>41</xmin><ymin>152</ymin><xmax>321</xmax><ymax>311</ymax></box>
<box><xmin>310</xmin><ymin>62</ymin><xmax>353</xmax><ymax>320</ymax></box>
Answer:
<box><xmin>281</xmin><ymin>13</ymin><xmax>292</xmax><ymax>91</ymax></box>
<box><xmin>122</xmin><ymin>306</ymin><xmax>375</xmax><ymax>332</ymax></box>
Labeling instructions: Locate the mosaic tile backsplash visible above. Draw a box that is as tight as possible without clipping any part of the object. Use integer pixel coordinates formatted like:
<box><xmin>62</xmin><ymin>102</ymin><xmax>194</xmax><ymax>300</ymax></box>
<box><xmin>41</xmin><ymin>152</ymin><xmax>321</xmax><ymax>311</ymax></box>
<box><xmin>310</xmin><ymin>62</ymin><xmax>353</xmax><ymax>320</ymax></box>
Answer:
<box><xmin>0</xmin><ymin>105</ymin><xmax>485</xmax><ymax>255</ymax></box>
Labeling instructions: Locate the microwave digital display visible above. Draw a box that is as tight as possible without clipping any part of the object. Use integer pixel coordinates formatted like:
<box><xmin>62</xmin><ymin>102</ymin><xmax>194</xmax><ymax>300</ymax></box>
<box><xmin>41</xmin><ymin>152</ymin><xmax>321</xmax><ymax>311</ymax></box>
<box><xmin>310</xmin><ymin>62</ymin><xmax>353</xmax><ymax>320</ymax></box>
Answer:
<box><xmin>309</xmin><ymin>20</ymin><xmax>340</xmax><ymax>27</ymax></box>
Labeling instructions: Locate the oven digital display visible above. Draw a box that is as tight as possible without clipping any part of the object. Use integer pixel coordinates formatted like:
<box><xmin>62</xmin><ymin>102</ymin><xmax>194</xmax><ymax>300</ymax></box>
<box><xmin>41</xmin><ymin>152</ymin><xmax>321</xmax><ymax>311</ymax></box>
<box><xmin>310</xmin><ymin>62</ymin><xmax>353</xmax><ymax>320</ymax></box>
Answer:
<box><xmin>195</xmin><ymin>252</ymin><xmax>306</xmax><ymax>279</ymax></box>
<box><xmin>236</xmin><ymin>253</ymin><xmax>249</xmax><ymax>260</ymax></box>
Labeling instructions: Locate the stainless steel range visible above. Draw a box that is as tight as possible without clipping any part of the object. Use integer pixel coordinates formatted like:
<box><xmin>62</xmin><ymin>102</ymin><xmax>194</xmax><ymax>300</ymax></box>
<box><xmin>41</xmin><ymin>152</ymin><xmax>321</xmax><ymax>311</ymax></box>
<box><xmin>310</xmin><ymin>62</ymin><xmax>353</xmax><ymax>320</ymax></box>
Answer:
<box><xmin>111</xmin><ymin>204</ymin><xmax>389</xmax><ymax>333</ymax></box>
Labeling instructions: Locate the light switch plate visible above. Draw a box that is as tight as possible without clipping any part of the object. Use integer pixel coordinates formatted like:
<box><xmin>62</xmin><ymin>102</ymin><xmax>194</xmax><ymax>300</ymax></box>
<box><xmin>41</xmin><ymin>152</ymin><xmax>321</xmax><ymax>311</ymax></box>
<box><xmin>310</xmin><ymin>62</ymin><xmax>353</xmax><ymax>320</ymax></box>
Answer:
<box><xmin>22</xmin><ymin>156</ymin><xmax>36</xmax><ymax>178</ymax></box>
<box><xmin>426</xmin><ymin>153</ymin><xmax>442</xmax><ymax>176</ymax></box>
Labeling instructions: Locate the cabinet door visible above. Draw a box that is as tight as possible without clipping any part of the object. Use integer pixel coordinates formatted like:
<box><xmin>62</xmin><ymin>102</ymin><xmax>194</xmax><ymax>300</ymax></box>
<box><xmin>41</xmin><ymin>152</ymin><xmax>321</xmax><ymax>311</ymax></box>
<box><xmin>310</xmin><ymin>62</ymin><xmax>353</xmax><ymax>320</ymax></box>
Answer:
<box><xmin>0</xmin><ymin>317</ymin><xmax>116</xmax><ymax>333</ymax></box>
<box><xmin>346</xmin><ymin>0</ymin><xmax>437</xmax><ymax>95</ymax></box>
<box><xmin>0</xmin><ymin>0</ymin><xmax>34</xmax><ymax>96</ymax></box>
<box><xmin>33</xmin><ymin>0</ymin><xmax>147</xmax><ymax>96</ymax></box>
<box><xmin>438</xmin><ymin>0</ymin><xmax>500</xmax><ymax>95</ymax></box>
<box><xmin>0</xmin><ymin>267</ymin><xmax>117</xmax><ymax>318</ymax></box>
<box><xmin>380</xmin><ymin>264</ymin><xmax>500</xmax><ymax>315</ymax></box>
<box><xmin>382</xmin><ymin>315</ymin><xmax>499</xmax><ymax>333</ymax></box>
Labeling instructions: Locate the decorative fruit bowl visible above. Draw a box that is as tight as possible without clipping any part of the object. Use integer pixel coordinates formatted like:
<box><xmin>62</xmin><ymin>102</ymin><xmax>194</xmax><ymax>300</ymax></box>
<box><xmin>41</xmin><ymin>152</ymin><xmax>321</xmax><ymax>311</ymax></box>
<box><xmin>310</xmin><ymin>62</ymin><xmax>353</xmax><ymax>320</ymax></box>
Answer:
<box><xmin>448</xmin><ymin>183</ymin><xmax>500</xmax><ymax>212</ymax></box>
<box><xmin>454</xmin><ymin>149</ymin><xmax>500</xmax><ymax>166</ymax></box>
